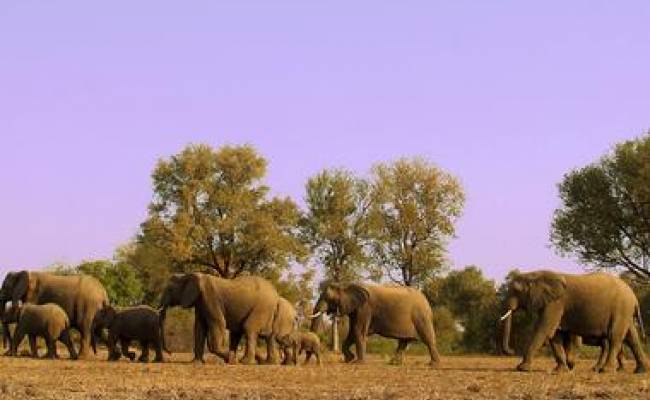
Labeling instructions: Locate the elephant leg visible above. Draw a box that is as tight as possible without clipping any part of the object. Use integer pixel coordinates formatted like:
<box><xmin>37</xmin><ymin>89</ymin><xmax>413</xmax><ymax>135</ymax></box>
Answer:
<box><xmin>342</xmin><ymin>331</ymin><xmax>355</xmax><ymax>362</ymax></box>
<box><xmin>616</xmin><ymin>347</ymin><xmax>625</xmax><ymax>371</ymax></box>
<box><xmin>78</xmin><ymin>316</ymin><xmax>94</xmax><ymax>359</ymax></box>
<box><xmin>592</xmin><ymin>339</ymin><xmax>609</xmax><ymax>372</ymax></box>
<box><xmin>228</xmin><ymin>331</ymin><xmax>243</xmax><ymax>364</ymax></box>
<box><xmin>153</xmin><ymin>339</ymin><xmax>164</xmax><ymax>363</ymax></box>
<box><xmin>622</xmin><ymin>325</ymin><xmax>646</xmax><ymax>374</ymax></box>
<box><xmin>60</xmin><ymin>329</ymin><xmax>78</xmax><ymax>360</ymax></box>
<box><xmin>120</xmin><ymin>338</ymin><xmax>135</xmax><ymax>361</ymax></box>
<box><xmin>192</xmin><ymin>315</ymin><xmax>207</xmax><ymax>363</ymax></box>
<box><xmin>265</xmin><ymin>334</ymin><xmax>279</xmax><ymax>364</ymax></box>
<box><xmin>351</xmin><ymin>326</ymin><xmax>368</xmax><ymax>364</ymax></box>
<box><xmin>549</xmin><ymin>333</ymin><xmax>569</xmax><ymax>373</ymax></box>
<box><xmin>106</xmin><ymin>333</ymin><xmax>121</xmax><ymax>361</ymax></box>
<box><xmin>600</xmin><ymin>321</ymin><xmax>627</xmax><ymax>373</ymax></box>
<box><xmin>519</xmin><ymin>304</ymin><xmax>563</xmax><ymax>372</ymax></box>
<box><xmin>207</xmin><ymin>324</ymin><xmax>229</xmax><ymax>362</ymax></box>
<box><xmin>415</xmin><ymin>320</ymin><xmax>441</xmax><ymax>367</ymax></box>
<box><xmin>304</xmin><ymin>351</ymin><xmax>312</xmax><ymax>365</ymax></box>
<box><xmin>10</xmin><ymin>327</ymin><xmax>26</xmax><ymax>356</ymax></box>
<box><xmin>138</xmin><ymin>340</ymin><xmax>150</xmax><ymax>362</ymax></box>
<box><xmin>45</xmin><ymin>335</ymin><xmax>57</xmax><ymax>359</ymax></box>
<box><xmin>390</xmin><ymin>339</ymin><xmax>410</xmax><ymax>365</ymax></box>
<box><xmin>28</xmin><ymin>334</ymin><xmax>39</xmax><ymax>358</ymax></box>
<box><xmin>241</xmin><ymin>331</ymin><xmax>258</xmax><ymax>365</ymax></box>
<box><xmin>562</xmin><ymin>333</ymin><xmax>580</xmax><ymax>370</ymax></box>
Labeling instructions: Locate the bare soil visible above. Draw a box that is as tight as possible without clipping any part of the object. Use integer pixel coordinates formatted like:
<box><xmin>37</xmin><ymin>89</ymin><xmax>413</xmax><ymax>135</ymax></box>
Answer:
<box><xmin>0</xmin><ymin>352</ymin><xmax>648</xmax><ymax>399</ymax></box>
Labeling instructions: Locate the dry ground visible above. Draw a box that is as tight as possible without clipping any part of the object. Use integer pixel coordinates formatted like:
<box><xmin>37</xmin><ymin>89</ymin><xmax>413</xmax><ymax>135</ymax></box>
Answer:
<box><xmin>1</xmin><ymin>352</ymin><xmax>649</xmax><ymax>400</ymax></box>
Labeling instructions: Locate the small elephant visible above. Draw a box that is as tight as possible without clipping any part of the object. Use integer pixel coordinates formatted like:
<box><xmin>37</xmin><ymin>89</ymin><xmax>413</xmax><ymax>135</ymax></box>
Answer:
<box><xmin>278</xmin><ymin>331</ymin><xmax>322</xmax><ymax>365</ymax></box>
<box><xmin>4</xmin><ymin>303</ymin><xmax>77</xmax><ymax>359</ymax></box>
<box><xmin>92</xmin><ymin>305</ymin><xmax>170</xmax><ymax>362</ymax></box>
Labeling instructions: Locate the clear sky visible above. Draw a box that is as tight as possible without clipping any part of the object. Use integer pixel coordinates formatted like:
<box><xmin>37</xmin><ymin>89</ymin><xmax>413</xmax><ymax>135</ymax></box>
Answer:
<box><xmin>1</xmin><ymin>1</ymin><xmax>649</xmax><ymax>281</ymax></box>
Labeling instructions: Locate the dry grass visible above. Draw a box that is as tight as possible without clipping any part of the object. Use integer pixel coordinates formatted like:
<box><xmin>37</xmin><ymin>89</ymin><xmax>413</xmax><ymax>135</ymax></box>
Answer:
<box><xmin>0</xmin><ymin>351</ymin><xmax>649</xmax><ymax>400</ymax></box>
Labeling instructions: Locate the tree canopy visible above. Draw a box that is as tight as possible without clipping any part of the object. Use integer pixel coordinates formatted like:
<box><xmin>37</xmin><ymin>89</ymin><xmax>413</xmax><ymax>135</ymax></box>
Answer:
<box><xmin>141</xmin><ymin>144</ymin><xmax>306</xmax><ymax>278</ymax></box>
<box><xmin>367</xmin><ymin>157</ymin><xmax>465</xmax><ymax>286</ymax></box>
<box><xmin>552</xmin><ymin>133</ymin><xmax>650</xmax><ymax>281</ymax></box>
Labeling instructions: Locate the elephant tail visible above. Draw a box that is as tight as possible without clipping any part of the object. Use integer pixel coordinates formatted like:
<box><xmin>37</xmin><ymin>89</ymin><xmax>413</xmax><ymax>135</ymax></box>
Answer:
<box><xmin>636</xmin><ymin>304</ymin><xmax>646</xmax><ymax>343</ymax></box>
<box><xmin>158</xmin><ymin>307</ymin><xmax>172</xmax><ymax>354</ymax></box>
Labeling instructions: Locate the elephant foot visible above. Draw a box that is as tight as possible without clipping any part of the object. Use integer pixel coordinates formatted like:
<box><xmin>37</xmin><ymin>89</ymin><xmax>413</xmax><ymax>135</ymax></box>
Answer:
<box><xmin>350</xmin><ymin>358</ymin><xmax>366</xmax><ymax>364</ymax></box>
<box><xmin>389</xmin><ymin>355</ymin><xmax>405</xmax><ymax>366</ymax></box>
<box><xmin>191</xmin><ymin>357</ymin><xmax>205</xmax><ymax>364</ymax></box>
<box><xmin>428</xmin><ymin>360</ymin><xmax>440</xmax><ymax>369</ymax></box>
<box><xmin>634</xmin><ymin>365</ymin><xmax>647</xmax><ymax>374</ymax></box>
<box><xmin>567</xmin><ymin>361</ymin><xmax>575</xmax><ymax>370</ymax></box>
<box><xmin>552</xmin><ymin>364</ymin><xmax>570</xmax><ymax>374</ymax></box>
<box><xmin>126</xmin><ymin>352</ymin><xmax>136</xmax><ymax>361</ymax></box>
<box><xmin>240</xmin><ymin>356</ymin><xmax>256</xmax><ymax>365</ymax></box>
<box><xmin>516</xmin><ymin>362</ymin><xmax>532</xmax><ymax>372</ymax></box>
<box><xmin>598</xmin><ymin>366</ymin><xmax>614</xmax><ymax>374</ymax></box>
<box><xmin>343</xmin><ymin>353</ymin><xmax>355</xmax><ymax>363</ymax></box>
<box><xmin>138</xmin><ymin>357</ymin><xmax>149</xmax><ymax>363</ymax></box>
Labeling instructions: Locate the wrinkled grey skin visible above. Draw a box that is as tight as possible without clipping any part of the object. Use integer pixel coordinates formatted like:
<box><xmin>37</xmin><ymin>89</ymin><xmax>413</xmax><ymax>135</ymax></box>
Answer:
<box><xmin>311</xmin><ymin>283</ymin><xmax>440</xmax><ymax>366</ymax></box>
<box><xmin>278</xmin><ymin>331</ymin><xmax>322</xmax><ymax>365</ymax></box>
<box><xmin>501</xmin><ymin>270</ymin><xmax>647</xmax><ymax>373</ymax></box>
<box><xmin>258</xmin><ymin>297</ymin><xmax>297</xmax><ymax>364</ymax></box>
<box><xmin>0</xmin><ymin>271</ymin><xmax>108</xmax><ymax>359</ymax></box>
<box><xmin>92</xmin><ymin>305</ymin><xmax>170</xmax><ymax>362</ymax></box>
<box><xmin>3</xmin><ymin>303</ymin><xmax>77</xmax><ymax>359</ymax></box>
<box><xmin>159</xmin><ymin>273</ymin><xmax>280</xmax><ymax>364</ymax></box>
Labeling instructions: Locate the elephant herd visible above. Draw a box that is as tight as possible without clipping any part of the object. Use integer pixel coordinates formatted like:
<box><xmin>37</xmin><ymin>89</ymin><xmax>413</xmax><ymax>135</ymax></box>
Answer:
<box><xmin>0</xmin><ymin>269</ymin><xmax>648</xmax><ymax>374</ymax></box>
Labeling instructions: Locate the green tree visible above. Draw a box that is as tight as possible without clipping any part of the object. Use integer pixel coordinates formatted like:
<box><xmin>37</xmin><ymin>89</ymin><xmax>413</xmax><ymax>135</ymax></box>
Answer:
<box><xmin>367</xmin><ymin>157</ymin><xmax>465</xmax><ymax>287</ymax></box>
<box><xmin>552</xmin><ymin>133</ymin><xmax>650</xmax><ymax>281</ymax></box>
<box><xmin>302</xmin><ymin>169</ymin><xmax>372</xmax><ymax>351</ymax></box>
<box><xmin>141</xmin><ymin>144</ymin><xmax>306</xmax><ymax>278</ymax></box>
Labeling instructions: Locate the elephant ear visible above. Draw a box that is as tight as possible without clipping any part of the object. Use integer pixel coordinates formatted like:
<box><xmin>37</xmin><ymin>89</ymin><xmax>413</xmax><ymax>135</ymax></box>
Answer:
<box><xmin>12</xmin><ymin>271</ymin><xmax>34</xmax><ymax>304</ymax></box>
<box><xmin>180</xmin><ymin>274</ymin><xmax>201</xmax><ymax>308</ymax></box>
<box><xmin>528</xmin><ymin>271</ymin><xmax>567</xmax><ymax>310</ymax></box>
<box><xmin>339</xmin><ymin>284</ymin><xmax>370</xmax><ymax>315</ymax></box>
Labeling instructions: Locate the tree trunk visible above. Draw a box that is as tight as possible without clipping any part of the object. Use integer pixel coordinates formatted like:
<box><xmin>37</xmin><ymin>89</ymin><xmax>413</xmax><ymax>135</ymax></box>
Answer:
<box><xmin>331</xmin><ymin>315</ymin><xmax>340</xmax><ymax>353</ymax></box>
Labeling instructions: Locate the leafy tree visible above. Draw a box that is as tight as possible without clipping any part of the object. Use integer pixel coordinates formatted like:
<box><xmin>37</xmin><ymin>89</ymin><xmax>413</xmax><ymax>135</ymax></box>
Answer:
<box><xmin>302</xmin><ymin>169</ymin><xmax>372</xmax><ymax>351</ymax></box>
<box><xmin>552</xmin><ymin>133</ymin><xmax>650</xmax><ymax>282</ymax></box>
<box><xmin>367</xmin><ymin>157</ymin><xmax>465</xmax><ymax>287</ymax></box>
<box><xmin>141</xmin><ymin>144</ymin><xmax>306</xmax><ymax>279</ymax></box>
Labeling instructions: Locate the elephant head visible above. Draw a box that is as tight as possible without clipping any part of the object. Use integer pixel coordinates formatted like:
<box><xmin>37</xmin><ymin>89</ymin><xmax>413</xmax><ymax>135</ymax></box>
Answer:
<box><xmin>0</xmin><ymin>271</ymin><xmax>32</xmax><ymax>348</ymax></box>
<box><xmin>500</xmin><ymin>271</ymin><xmax>567</xmax><ymax>355</ymax></box>
<box><xmin>309</xmin><ymin>284</ymin><xmax>369</xmax><ymax>329</ymax></box>
<box><xmin>158</xmin><ymin>273</ymin><xmax>203</xmax><ymax>340</ymax></box>
<box><xmin>91</xmin><ymin>305</ymin><xmax>117</xmax><ymax>353</ymax></box>
<box><xmin>1</xmin><ymin>303</ymin><xmax>21</xmax><ymax>324</ymax></box>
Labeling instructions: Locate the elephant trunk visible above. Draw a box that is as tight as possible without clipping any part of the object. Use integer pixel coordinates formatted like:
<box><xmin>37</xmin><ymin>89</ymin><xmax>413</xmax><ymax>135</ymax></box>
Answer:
<box><xmin>158</xmin><ymin>307</ymin><xmax>171</xmax><ymax>354</ymax></box>
<box><xmin>501</xmin><ymin>311</ymin><xmax>515</xmax><ymax>355</ymax></box>
<box><xmin>0</xmin><ymin>301</ymin><xmax>11</xmax><ymax>349</ymax></box>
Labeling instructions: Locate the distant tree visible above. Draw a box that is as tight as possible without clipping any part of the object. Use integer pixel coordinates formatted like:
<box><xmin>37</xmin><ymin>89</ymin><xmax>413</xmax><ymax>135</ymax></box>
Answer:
<box><xmin>425</xmin><ymin>266</ymin><xmax>499</xmax><ymax>353</ymax></box>
<box><xmin>141</xmin><ymin>144</ymin><xmax>306</xmax><ymax>279</ymax></box>
<box><xmin>552</xmin><ymin>133</ymin><xmax>650</xmax><ymax>282</ymax></box>
<box><xmin>367</xmin><ymin>157</ymin><xmax>465</xmax><ymax>287</ymax></box>
<box><xmin>302</xmin><ymin>169</ymin><xmax>372</xmax><ymax>351</ymax></box>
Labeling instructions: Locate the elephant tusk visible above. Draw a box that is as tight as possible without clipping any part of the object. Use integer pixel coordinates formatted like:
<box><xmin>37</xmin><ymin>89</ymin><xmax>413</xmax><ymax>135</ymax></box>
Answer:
<box><xmin>500</xmin><ymin>309</ymin><xmax>513</xmax><ymax>321</ymax></box>
<box><xmin>308</xmin><ymin>311</ymin><xmax>323</xmax><ymax>319</ymax></box>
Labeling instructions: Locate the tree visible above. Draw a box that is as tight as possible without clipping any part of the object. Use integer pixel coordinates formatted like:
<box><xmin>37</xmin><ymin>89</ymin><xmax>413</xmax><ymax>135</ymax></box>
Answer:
<box><xmin>302</xmin><ymin>169</ymin><xmax>372</xmax><ymax>351</ymax></box>
<box><xmin>551</xmin><ymin>133</ymin><xmax>650</xmax><ymax>282</ymax></box>
<box><xmin>367</xmin><ymin>157</ymin><xmax>465</xmax><ymax>287</ymax></box>
<box><xmin>141</xmin><ymin>144</ymin><xmax>306</xmax><ymax>279</ymax></box>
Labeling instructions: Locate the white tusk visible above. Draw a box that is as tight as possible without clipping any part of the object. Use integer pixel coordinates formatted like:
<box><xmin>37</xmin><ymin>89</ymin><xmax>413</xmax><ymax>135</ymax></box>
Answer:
<box><xmin>500</xmin><ymin>309</ymin><xmax>513</xmax><ymax>321</ymax></box>
<box><xmin>308</xmin><ymin>311</ymin><xmax>323</xmax><ymax>319</ymax></box>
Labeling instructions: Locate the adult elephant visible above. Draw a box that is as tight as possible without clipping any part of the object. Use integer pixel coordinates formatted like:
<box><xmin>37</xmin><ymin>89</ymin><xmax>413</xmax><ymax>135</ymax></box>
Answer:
<box><xmin>500</xmin><ymin>270</ymin><xmax>647</xmax><ymax>373</ymax></box>
<box><xmin>309</xmin><ymin>283</ymin><xmax>441</xmax><ymax>366</ymax></box>
<box><xmin>158</xmin><ymin>272</ymin><xmax>280</xmax><ymax>364</ymax></box>
<box><xmin>0</xmin><ymin>270</ymin><xmax>108</xmax><ymax>358</ymax></box>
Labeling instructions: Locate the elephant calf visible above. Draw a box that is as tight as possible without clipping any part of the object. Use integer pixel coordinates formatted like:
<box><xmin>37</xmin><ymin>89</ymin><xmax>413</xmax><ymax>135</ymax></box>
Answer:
<box><xmin>3</xmin><ymin>303</ymin><xmax>77</xmax><ymax>359</ymax></box>
<box><xmin>93</xmin><ymin>305</ymin><xmax>169</xmax><ymax>362</ymax></box>
<box><xmin>278</xmin><ymin>331</ymin><xmax>322</xmax><ymax>365</ymax></box>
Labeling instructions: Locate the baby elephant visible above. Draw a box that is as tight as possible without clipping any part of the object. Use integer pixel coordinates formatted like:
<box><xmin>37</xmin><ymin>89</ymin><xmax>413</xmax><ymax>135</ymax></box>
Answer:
<box><xmin>92</xmin><ymin>305</ymin><xmax>169</xmax><ymax>362</ymax></box>
<box><xmin>3</xmin><ymin>303</ymin><xmax>77</xmax><ymax>359</ymax></box>
<box><xmin>278</xmin><ymin>331</ymin><xmax>322</xmax><ymax>365</ymax></box>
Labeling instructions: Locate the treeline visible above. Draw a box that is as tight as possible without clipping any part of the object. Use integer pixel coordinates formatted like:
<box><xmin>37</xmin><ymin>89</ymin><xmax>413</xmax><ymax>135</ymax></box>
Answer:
<box><xmin>16</xmin><ymin>131</ymin><xmax>650</xmax><ymax>354</ymax></box>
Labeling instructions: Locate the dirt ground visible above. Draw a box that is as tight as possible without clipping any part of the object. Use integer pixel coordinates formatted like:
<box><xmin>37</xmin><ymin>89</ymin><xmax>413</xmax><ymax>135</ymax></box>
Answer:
<box><xmin>0</xmin><ymin>352</ymin><xmax>649</xmax><ymax>400</ymax></box>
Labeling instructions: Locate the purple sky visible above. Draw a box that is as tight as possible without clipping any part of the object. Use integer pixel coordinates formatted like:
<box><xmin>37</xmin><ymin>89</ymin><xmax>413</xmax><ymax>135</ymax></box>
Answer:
<box><xmin>1</xmin><ymin>2</ymin><xmax>649</xmax><ymax>281</ymax></box>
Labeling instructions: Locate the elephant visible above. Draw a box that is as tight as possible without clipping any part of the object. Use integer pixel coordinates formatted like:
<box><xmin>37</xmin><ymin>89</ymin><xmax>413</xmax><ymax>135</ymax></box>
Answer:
<box><xmin>554</xmin><ymin>331</ymin><xmax>624</xmax><ymax>372</ymax></box>
<box><xmin>255</xmin><ymin>297</ymin><xmax>297</xmax><ymax>364</ymax></box>
<box><xmin>278</xmin><ymin>331</ymin><xmax>322</xmax><ymax>365</ymax></box>
<box><xmin>159</xmin><ymin>272</ymin><xmax>280</xmax><ymax>364</ymax></box>
<box><xmin>310</xmin><ymin>283</ymin><xmax>441</xmax><ymax>366</ymax></box>
<box><xmin>4</xmin><ymin>303</ymin><xmax>77</xmax><ymax>359</ymax></box>
<box><xmin>0</xmin><ymin>271</ymin><xmax>108</xmax><ymax>359</ymax></box>
<box><xmin>92</xmin><ymin>305</ymin><xmax>170</xmax><ymax>362</ymax></box>
<box><xmin>500</xmin><ymin>270</ymin><xmax>647</xmax><ymax>373</ymax></box>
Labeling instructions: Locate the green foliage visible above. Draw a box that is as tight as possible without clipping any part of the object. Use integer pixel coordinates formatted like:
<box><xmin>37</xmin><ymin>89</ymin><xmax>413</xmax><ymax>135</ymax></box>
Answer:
<box><xmin>302</xmin><ymin>169</ymin><xmax>371</xmax><ymax>284</ymax></box>
<box><xmin>52</xmin><ymin>260</ymin><xmax>144</xmax><ymax>306</ymax></box>
<box><xmin>262</xmin><ymin>266</ymin><xmax>316</xmax><ymax>310</ymax></box>
<box><xmin>367</xmin><ymin>157</ymin><xmax>465</xmax><ymax>287</ymax></box>
<box><xmin>552</xmin><ymin>132</ymin><xmax>650</xmax><ymax>282</ymax></box>
<box><xmin>141</xmin><ymin>143</ymin><xmax>306</xmax><ymax>279</ymax></box>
